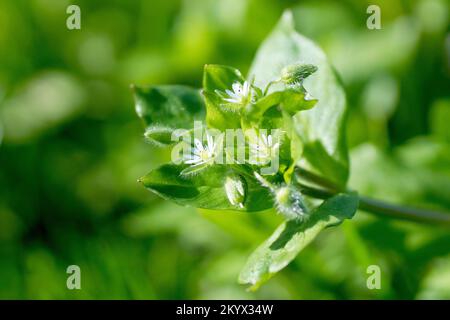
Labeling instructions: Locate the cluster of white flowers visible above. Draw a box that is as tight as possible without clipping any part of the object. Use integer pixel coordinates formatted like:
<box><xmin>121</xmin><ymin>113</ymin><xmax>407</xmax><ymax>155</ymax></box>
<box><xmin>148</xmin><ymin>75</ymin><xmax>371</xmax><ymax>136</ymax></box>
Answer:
<box><xmin>180</xmin><ymin>81</ymin><xmax>284</xmax><ymax>210</ymax></box>
<box><xmin>182</xmin><ymin>81</ymin><xmax>281</xmax><ymax>170</ymax></box>
<box><xmin>182</xmin><ymin>131</ymin><xmax>279</xmax><ymax>170</ymax></box>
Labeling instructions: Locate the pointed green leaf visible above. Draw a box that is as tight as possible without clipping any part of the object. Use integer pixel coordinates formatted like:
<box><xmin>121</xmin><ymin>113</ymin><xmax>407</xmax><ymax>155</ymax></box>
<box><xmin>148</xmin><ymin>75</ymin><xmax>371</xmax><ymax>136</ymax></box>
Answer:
<box><xmin>203</xmin><ymin>64</ymin><xmax>245</xmax><ymax>92</ymax></box>
<box><xmin>133</xmin><ymin>85</ymin><xmax>205</xmax><ymax>146</ymax></box>
<box><xmin>140</xmin><ymin>164</ymin><xmax>273</xmax><ymax>212</ymax></box>
<box><xmin>202</xmin><ymin>65</ymin><xmax>246</xmax><ymax>130</ymax></box>
<box><xmin>239</xmin><ymin>193</ymin><xmax>359</xmax><ymax>289</ymax></box>
<box><xmin>248</xmin><ymin>11</ymin><xmax>349</xmax><ymax>187</ymax></box>
<box><xmin>203</xmin><ymin>90</ymin><xmax>242</xmax><ymax>130</ymax></box>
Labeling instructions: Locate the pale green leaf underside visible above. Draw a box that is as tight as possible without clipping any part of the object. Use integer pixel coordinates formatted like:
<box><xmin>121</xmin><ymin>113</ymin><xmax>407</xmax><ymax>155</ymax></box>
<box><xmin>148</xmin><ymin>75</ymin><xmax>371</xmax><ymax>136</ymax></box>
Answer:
<box><xmin>238</xmin><ymin>193</ymin><xmax>359</xmax><ymax>289</ymax></box>
<box><xmin>248</xmin><ymin>11</ymin><xmax>349</xmax><ymax>187</ymax></box>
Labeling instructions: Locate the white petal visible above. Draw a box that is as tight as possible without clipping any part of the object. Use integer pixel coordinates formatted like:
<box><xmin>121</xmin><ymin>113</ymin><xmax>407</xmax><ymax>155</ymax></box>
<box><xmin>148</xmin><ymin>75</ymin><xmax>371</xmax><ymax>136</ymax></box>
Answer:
<box><xmin>185</xmin><ymin>159</ymin><xmax>201</xmax><ymax>165</ymax></box>
<box><xmin>232</xmin><ymin>82</ymin><xmax>241</xmax><ymax>93</ymax></box>
<box><xmin>194</xmin><ymin>139</ymin><xmax>204</xmax><ymax>151</ymax></box>
<box><xmin>236</xmin><ymin>183</ymin><xmax>244</xmax><ymax>195</ymax></box>
<box><xmin>223</xmin><ymin>97</ymin><xmax>237</xmax><ymax>104</ymax></box>
<box><xmin>183</xmin><ymin>154</ymin><xmax>194</xmax><ymax>161</ymax></box>
<box><xmin>242</xmin><ymin>81</ymin><xmax>250</xmax><ymax>95</ymax></box>
<box><xmin>206</xmin><ymin>134</ymin><xmax>214</xmax><ymax>149</ymax></box>
<box><xmin>225</xmin><ymin>89</ymin><xmax>235</xmax><ymax>97</ymax></box>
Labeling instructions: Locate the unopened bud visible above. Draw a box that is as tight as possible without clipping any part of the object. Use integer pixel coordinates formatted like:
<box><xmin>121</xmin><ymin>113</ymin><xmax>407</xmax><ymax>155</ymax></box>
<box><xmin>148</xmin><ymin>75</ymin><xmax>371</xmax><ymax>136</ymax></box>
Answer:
<box><xmin>281</xmin><ymin>64</ymin><xmax>318</xmax><ymax>85</ymax></box>
<box><xmin>274</xmin><ymin>185</ymin><xmax>308</xmax><ymax>221</ymax></box>
<box><xmin>224</xmin><ymin>173</ymin><xmax>246</xmax><ymax>208</ymax></box>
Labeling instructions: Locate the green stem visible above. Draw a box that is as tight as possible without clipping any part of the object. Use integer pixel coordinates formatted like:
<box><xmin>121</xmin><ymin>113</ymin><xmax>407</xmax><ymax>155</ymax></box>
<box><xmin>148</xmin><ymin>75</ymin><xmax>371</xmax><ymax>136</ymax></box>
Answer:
<box><xmin>263</xmin><ymin>79</ymin><xmax>280</xmax><ymax>95</ymax></box>
<box><xmin>295</xmin><ymin>167</ymin><xmax>340</xmax><ymax>192</ymax></box>
<box><xmin>296</xmin><ymin>183</ymin><xmax>334</xmax><ymax>200</ymax></box>
<box><xmin>358</xmin><ymin>196</ymin><xmax>450</xmax><ymax>226</ymax></box>
<box><xmin>295</xmin><ymin>167</ymin><xmax>450</xmax><ymax>226</ymax></box>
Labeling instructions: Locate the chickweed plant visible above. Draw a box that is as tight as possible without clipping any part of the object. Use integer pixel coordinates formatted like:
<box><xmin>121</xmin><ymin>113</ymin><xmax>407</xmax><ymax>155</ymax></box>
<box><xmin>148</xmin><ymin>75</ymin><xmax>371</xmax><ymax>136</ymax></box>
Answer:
<box><xmin>132</xmin><ymin>11</ymin><xmax>450</xmax><ymax>289</ymax></box>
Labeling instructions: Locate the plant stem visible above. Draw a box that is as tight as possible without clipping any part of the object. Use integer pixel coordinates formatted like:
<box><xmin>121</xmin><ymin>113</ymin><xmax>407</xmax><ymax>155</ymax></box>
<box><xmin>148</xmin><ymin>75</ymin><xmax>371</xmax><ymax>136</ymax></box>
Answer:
<box><xmin>295</xmin><ymin>167</ymin><xmax>450</xmax><ymax>226</ymax></box>
<box><xmin>295</xmin><ymin>167</ymin><xmax>340</xmax><ymax>192</ymax></box>
<box><xmin>263</xmin><ymin>80</ymin><xmax>280</xmax><ymax>95</ymax></box>
<box><xmin>296</xmin><ymin>183</ymin><xmax>334</xmax><ymax>200</ymax></box>
<box><xmin>358</xmin><ymin>196</ymin><xmax>450</xmax><ymax>226</ymax></box>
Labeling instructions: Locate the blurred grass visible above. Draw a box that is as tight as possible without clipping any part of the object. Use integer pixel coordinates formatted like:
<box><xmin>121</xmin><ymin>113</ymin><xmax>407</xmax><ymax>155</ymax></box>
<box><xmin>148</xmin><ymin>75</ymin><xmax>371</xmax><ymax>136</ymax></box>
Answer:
<box><xmin>0</xmin><ymin>0</ymin><xmax>449</xmax><ymax>299</ymax></box>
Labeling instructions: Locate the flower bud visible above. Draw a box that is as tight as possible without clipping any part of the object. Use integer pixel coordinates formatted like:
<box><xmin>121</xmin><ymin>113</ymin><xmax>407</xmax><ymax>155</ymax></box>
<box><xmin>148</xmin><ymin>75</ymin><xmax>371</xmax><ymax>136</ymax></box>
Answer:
<box><xmin>281</xmin><ymin>64</ymin><xmax>318</xmax><ymax>85</ymax></box>
<box><xmin>224</xmin><ymin>173</ymin><xmax>246</xmax><ymax>208</ymax></box>
<box><xmin>274</xmin><ymin>185</ymin><xmax>307</xmax><ymax>221</ymax></box>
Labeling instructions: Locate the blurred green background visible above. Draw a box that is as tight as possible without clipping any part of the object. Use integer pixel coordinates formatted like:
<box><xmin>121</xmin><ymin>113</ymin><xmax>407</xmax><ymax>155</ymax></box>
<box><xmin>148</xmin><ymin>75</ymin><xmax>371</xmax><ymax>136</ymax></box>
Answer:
<box><xmin>0</xmin><ymin>0</ymin><xmax>449</xmax><ymax>299</ymax></box>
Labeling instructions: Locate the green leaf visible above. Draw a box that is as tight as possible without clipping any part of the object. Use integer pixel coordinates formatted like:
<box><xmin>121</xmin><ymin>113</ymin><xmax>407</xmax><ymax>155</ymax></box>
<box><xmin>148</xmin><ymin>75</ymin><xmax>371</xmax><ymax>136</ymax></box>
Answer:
<box><xmin>133</xmin><ymin>85</ymin><xmax>205</xmax><ymax>146</ymax></box>
<box><xmin>139</xmin><ymin>164</ymin><xmax>273</xmax><ymax>212</ymax></box>
<box><xmin>202</xmin><ymin>65</ymin><xmax>246</xmax><ymax>130</ymax></box>
<box><xmin>243</xmin><ymin>88</ymin><xmax>316</xmax><ymax>126</ymax></box>
<box><xmin>203</xmin><ymin>90</ymin><xmax>242</xmax><ymax>130</ymax></box>
<box><xmin>248</xmin><ymin>11</ymin><xmax>349</xmax><ymax>187</ymax></box>
<box><xmin>238</xmin><ymin>192</ymin><xmax>359</xmax><ymax>289</ymax></box>
<box><xmin>203</xmin><ymin>64</ymin><xmax>245</xmax><ymax>92</ymax></box>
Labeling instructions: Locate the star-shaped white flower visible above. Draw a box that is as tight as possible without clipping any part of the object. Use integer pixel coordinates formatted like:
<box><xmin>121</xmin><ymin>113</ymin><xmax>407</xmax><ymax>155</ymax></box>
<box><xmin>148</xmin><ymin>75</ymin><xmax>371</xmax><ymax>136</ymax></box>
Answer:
<box><xmin>248</xmin><ymin>132</ymin><xmax>280</xmax><ymax>166</ymax></box>
<box><xmin>183</xmin><ymin>134</ymin><xmax>219</xmax><ymax>168</ymax></box>
<box><xmin>217</xmin><ymin>81</ymin><xmax>254</xmax><ymax>105</ymax></box>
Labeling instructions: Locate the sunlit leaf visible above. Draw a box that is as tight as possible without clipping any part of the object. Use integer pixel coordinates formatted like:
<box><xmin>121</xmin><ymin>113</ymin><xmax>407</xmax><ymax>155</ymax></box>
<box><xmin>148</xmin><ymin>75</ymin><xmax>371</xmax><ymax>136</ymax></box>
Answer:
<box><xmin>239</xmin><ymin>193</ymin><xmax>358</xmax><ymax>289</ymax></box>
<box><xmin>203</xmin><ymin>64</ymin><xmax>245</xmax><ymax>93</ymax></box>
<box><xmin>202</xmin><ymin>65</ymin><xmax>246</xmax><ymax>130</ymax></box>
<box><xmin>248</xmin><ymin>11</ymin><xmax>349</xmax><ymax>187</ymax></box>
<box><xmin>202</xmin><ymin>90</ymin><xmax>242</xmax><ymax>130</ymax></box>
<box><xmin>133</xmin><ymin>85</ymin><xmax>205</xmax><ymax>146</ymax></box>
<box><xmin>243</xmin><ymin>88</ymin><xmax>316</xmax><ymax>126</ymax></box>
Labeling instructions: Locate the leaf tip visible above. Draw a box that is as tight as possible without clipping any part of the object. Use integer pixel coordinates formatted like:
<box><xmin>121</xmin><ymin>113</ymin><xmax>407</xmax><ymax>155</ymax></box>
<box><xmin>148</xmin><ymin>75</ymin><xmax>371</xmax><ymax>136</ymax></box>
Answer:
<box><xmin>280</xmin><ymin>9</ymin><xmax>295</xmax><ymax>30</ymax></box>
<box><xmin>238</xmin><ymin>271</ymin><xmax>272</xmax><ymax>292</ymax></box>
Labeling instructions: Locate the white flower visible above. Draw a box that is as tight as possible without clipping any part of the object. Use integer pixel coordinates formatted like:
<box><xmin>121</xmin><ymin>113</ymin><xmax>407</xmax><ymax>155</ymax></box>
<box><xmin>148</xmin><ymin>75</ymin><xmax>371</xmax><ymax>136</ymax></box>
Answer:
<box><xmin>183</xmin><ymin>134</ymin><xmax>219</xmax><ymax>168</ymax></box>
<box><xmin>217</xmin><ymin>81</ymin><xmax>254</xmax><ymax>105</ymax></box>
<box><xmin>248</xmin><ymin>132</ymin><xmax>280</xmax><ymax>166</ymax></box>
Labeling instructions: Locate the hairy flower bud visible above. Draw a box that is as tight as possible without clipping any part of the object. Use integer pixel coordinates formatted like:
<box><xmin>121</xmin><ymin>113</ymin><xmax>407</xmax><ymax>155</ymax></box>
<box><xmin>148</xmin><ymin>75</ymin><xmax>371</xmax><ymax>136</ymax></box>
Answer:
<box><xmin>281</xmin><ymin>64</ymin><xmax>318</xmax><ymax>85</ymax></box>
<box><xmin>274</xmin><ymin>185</ymin><xmax>308</xmax><ymax>221</ymax></box>
<box><xmin>224</xmin><ymin>173</ymin><xmax>246</xmax><ymax>208</ymax></box>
